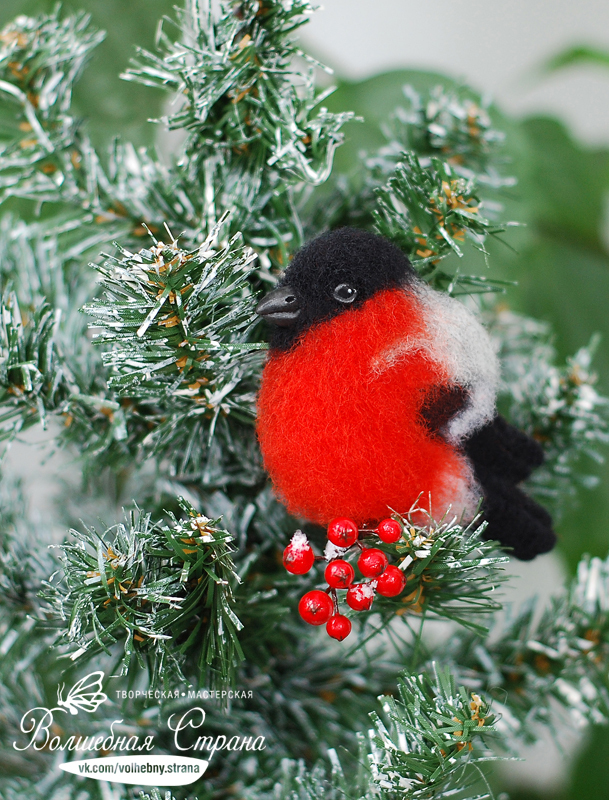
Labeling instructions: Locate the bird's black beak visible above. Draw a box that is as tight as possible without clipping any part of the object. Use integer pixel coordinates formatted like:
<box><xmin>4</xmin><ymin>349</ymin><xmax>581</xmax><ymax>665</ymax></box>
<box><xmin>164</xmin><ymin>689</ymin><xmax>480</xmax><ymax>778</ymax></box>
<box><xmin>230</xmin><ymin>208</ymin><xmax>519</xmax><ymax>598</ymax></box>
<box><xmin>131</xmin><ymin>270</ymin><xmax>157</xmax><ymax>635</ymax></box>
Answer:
<box><xmin>256</xmin><ymin>284</ymin><xmax>301</xmax><ymax>327</ymax></box>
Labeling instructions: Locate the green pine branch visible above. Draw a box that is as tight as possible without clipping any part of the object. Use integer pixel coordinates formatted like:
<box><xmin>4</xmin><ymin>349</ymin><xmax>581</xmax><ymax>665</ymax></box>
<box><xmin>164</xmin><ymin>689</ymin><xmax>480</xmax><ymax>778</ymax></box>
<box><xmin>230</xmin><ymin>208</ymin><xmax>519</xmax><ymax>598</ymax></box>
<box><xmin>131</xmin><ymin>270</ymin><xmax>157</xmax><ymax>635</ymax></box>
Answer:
<box><xmin>373</xmin><ymin>154</ymin><xmax>514</xmax><ymax>292</ymax></box>
<box><xmin>45</xmin><ymin>499</ymin><xmax>244</xmax><ymax>689</ymax></box>
<box><xmin>82</xmin><ymin>225</ymin><xmax>266</xmax><ymax>477</ymax></box>
<box><xmin>243</xmin><ymin>668</ymin><xmax>499</xmax><ymax>800</ymax></box>
<box><xmin>0</xmin><ymin>290</ymin><xmax>65</xmax><ymax>443</ymax></box>
<box><xmin>488</xmin><ymin>304</ymin><xmax>609</xmax><ymax>513</ymax></box>
<box><xmin>123</xmin><ymin>0</ymin><xmax>353</xmax><ymax>259</ymax></box>
<box><xmin>369</xmin><ymin>512</ymin><xmax>508</xmax><ymax>634</ymax></box>
<box><xmin>381</xmin><ymin>85</ymin><xmax>510</xmax><ymax>183</ymax></box>
<box><xmin>0</xmin><ymin>3</ymin><xmax>608</xmax><ymax>800</ymax></box>
<box><xmin>0</xmin><ymin>1</ymin><xmax>354</xmax><ymax>479</ymax></box>
<box><xmin>0</xmin><ymin>9</ymin><xmax>104</xmax><ymax>203</ymax></box>
<box><xmin>367</xmin><ymin>666</ymin><xmax>498</xmax><ymax>799</ymax></box>
<box><xmin>316</xmin><ymin>83</ymin><xmax>516</xmax><ymax>294</ymax></box>
<box><xmin>436</xmin><ymin>552</ymin><xmax>609</xmax><ymax>740</ymax></box>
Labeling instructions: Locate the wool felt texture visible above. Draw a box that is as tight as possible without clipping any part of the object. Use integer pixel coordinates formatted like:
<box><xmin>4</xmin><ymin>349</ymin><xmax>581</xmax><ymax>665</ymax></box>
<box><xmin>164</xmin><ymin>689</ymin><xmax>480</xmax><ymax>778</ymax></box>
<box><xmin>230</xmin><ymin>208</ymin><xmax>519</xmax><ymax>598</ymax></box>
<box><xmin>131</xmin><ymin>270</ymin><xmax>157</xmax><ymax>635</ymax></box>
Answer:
<box><xmin>268</xmin><ymin>227</ymin><xmax>418</xmax><ymax>352</ymax></box>
<box><xmin>257</xmin><ymin>228</ymin><xmax>556</xmax><ymax>559</ymax></box>
<box><xmin>420</xmin><ymin>384</ymin><xmax>469</xmax><ymax>436</ymax></box>
<box><xmin>413</xmin><ymin>283</ymin><xmax>499</xmax><ymax>444</ymax></box>
<box><xmin>464</xmin><ymin>416</ymin><xmax>556</xmax><ymax>560</ymax></box>
<box><xmin>258</xmin><ymin>287</ymin><xmax>479</xmax><ymax>526</ymax></box>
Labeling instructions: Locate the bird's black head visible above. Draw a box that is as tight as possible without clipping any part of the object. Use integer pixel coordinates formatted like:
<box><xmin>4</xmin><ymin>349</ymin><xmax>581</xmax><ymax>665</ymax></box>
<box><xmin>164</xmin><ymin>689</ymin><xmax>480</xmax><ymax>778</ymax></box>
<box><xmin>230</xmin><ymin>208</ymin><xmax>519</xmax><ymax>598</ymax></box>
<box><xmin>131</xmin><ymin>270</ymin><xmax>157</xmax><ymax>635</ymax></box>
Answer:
<box><xmin>257</xmin><ymin>228</ymin><xmax>417</xmax><ymax>351</ymax></box>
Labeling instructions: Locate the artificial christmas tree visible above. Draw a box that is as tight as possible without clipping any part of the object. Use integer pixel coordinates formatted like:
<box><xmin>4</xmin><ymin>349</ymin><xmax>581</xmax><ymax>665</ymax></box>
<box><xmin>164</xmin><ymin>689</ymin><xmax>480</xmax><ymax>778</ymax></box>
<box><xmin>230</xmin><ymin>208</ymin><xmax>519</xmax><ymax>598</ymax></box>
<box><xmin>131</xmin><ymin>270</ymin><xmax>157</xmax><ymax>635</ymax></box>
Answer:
<box><xmin>0</xmin><ymin>3</ymin><xmax>609</xmax><ymax>799</ymax></box>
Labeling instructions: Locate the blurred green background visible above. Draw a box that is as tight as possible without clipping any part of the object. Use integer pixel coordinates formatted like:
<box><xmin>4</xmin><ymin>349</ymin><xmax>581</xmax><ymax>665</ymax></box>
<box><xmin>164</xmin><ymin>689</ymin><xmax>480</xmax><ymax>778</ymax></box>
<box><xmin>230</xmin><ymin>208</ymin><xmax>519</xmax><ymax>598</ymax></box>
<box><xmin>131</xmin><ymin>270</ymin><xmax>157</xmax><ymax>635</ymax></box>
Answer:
<box><xmin>1</xmin><ymin>1</ymin><xmax>608</xmax><ymax>797</ymax></box>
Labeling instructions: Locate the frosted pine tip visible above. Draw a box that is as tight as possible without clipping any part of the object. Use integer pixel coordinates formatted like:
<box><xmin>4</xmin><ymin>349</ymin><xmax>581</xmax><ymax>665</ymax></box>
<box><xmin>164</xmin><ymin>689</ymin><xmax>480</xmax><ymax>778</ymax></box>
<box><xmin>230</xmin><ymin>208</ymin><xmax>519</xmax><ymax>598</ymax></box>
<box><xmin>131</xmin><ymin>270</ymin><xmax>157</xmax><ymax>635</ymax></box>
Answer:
<box><xmin>190</xmin><ymin>515</ymin><xmax>215</xmax><ymax>542</ymax></box>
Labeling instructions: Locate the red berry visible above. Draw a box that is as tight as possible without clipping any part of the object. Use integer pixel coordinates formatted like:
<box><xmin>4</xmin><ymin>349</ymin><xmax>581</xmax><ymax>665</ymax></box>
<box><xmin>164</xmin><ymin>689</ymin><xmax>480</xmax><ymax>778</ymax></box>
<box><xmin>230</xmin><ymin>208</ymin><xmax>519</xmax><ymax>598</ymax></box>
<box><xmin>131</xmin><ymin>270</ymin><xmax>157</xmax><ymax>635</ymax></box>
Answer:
<box><xmin>346</xmin><ymin>582</ymin><xmax>375</xmax><ymax>611</ymax></box>
<box><xmin>376</xmin><ymin>565</ymin><xmax>407</xmax><ymax>597</ymax></box>
<box><xmin>326</xmin><ymin>614</ymin><xmax>352</xmax><ymax>641</ymax></box>
<box><xmin>325</xmin><ymin>559</ymin><xmax>355</xmax><ymax>589</ymax></box>
<box><xmin>357</xmin><ymin>547</ymin><xmax>388</xmax><ymax>578</ymax></box>
<box><xmin>298</xmin><ymin>590</ymin><xmax>333</xmax><ymax>625</ymax></box>
<box><xmin>283</xmin><ymin>532</ymin><xmax>315</xmax><ymax>575</ymax></box>
<box><xmin>327</xmin><ymin>518</ymin><xmax>359</xmax><ymax>548</ymax></box>
<box><xmin>376</xmin><ymin>518</ymin><xmax>402</xmax><ymax>544</ymax></box>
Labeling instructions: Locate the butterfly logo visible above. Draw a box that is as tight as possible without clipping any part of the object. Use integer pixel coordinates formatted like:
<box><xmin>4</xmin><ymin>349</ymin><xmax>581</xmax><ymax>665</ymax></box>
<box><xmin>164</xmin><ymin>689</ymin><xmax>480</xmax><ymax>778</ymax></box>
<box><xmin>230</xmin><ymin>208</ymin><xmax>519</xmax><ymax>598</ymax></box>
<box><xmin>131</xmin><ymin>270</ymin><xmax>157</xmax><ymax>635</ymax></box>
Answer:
<box><xmin>56</xmin><ymin>671</ymin><xmax>108</xmax><ymax>716</ymax></box>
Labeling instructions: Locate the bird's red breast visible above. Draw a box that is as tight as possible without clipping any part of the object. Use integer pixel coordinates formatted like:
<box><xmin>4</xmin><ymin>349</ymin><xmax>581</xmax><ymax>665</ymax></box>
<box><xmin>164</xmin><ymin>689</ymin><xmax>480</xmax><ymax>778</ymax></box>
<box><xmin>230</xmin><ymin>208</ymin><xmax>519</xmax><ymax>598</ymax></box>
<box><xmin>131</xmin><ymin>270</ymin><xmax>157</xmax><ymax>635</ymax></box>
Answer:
<box><xmin>257</xmin><ymin>288</ymin><xmax>475</xmax><ymax>525</ymax></box>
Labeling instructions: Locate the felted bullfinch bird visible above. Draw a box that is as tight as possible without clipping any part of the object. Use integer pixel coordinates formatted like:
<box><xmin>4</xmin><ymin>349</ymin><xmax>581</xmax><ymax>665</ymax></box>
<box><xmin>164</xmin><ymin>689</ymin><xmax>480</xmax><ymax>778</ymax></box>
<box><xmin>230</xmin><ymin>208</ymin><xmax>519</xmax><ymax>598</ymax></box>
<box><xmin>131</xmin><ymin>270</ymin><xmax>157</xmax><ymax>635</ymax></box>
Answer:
<box><xmin>256</xmin><ymin>227</ymin><xmax>556</xmax><ymax>560</ymax></box>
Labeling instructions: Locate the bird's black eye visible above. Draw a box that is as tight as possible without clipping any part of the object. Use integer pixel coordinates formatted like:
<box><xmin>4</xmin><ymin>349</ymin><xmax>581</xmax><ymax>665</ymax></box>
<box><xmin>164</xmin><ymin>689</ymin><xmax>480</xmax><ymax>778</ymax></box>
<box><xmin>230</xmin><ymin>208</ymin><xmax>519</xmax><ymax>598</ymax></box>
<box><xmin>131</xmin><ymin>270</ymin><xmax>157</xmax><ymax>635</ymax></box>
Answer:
<box><xmin>333</xmin><ymin>283</ymin><xmax>357</xmax><ymax>304</ymax></box>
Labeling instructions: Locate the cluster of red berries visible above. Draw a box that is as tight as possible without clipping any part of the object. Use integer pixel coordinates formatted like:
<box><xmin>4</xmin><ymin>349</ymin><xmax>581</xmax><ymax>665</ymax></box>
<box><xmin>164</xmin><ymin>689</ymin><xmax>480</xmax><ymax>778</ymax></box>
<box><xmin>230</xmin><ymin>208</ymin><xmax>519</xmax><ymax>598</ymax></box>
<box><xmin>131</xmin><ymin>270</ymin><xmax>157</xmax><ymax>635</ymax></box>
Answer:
<box><xmin>282</xmin><ymin>517</ymin><xmax>407</xmax><ymax>641</ymax></box>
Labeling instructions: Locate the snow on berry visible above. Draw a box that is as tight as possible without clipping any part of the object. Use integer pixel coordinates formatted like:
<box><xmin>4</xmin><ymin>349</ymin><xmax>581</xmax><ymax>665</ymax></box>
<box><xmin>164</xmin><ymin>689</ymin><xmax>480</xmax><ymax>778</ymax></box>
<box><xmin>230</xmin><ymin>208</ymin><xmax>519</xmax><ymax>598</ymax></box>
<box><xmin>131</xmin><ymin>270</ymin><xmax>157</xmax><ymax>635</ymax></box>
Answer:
<box><xmin>290</xmin><ymin>530</ymin><xmax>310</xmax><ymax>552</ymax></box>
<box><xmin>283</xmin><ymin>530</ymin><xmax>315</xmax><ymax>575</ymax></box>
<box><xmin>346</xmin><ymin>581</ymin><xmax>376</xmax><ymax>611</ymax></box>
<box><xmin>324</xmin><ymin>539</ymin><xmax>347</xmax><ymax>561</ymax></box>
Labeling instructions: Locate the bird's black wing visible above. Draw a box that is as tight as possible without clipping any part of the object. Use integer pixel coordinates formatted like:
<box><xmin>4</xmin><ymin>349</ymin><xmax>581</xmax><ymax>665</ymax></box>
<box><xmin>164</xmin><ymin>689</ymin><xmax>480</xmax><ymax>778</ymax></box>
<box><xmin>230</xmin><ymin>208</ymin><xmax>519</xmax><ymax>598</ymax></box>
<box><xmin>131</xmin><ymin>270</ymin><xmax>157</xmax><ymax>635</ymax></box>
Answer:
<box><xmin>463</xmin><ymin>416</ymin><xmax>556</xmax><ymax>560</ymax></box>
<box><xmin>464</xmin><ymin>415</ymin><xmax>544</xmax><ymax>483</ymax></box>
<box><xmin>417</xmin><ymin>386</ymin><xmax>556</xmax><ymax>560</ymax></box>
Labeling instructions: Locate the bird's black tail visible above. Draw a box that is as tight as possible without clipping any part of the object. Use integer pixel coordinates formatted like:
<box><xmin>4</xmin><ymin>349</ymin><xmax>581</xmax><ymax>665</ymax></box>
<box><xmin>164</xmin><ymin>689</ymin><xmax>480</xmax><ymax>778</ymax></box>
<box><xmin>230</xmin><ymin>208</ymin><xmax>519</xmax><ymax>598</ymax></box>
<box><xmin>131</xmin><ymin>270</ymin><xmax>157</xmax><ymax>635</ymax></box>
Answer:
<box><xmin>463</xmin><ymin>415</ymin><xmax>557</xmax><ymax>560</ymax></box>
